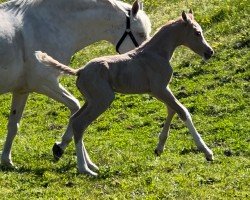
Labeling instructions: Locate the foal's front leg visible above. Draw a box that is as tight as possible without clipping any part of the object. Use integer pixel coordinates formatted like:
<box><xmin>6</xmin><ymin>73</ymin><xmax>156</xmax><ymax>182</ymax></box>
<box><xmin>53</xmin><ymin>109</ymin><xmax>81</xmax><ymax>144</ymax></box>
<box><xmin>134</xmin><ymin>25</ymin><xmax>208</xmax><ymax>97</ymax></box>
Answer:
<box><xmin>155</xmin><ymin>106</ymin><xmax>175</xmax><ymax>156</ymax></box>
<box><xmin>154</xmin><ymin>87</ymin><xmax>214</xmax><ymax>161</ymax></box>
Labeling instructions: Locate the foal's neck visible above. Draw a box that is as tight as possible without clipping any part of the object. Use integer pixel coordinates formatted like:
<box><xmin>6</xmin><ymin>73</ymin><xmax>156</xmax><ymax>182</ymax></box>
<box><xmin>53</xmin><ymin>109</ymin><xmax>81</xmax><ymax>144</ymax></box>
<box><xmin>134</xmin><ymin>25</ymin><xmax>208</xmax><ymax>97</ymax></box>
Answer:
<box><xmin>140</xmin><ymin>20</ymin><xmax>185</xmax><ymax>61</ymax></box>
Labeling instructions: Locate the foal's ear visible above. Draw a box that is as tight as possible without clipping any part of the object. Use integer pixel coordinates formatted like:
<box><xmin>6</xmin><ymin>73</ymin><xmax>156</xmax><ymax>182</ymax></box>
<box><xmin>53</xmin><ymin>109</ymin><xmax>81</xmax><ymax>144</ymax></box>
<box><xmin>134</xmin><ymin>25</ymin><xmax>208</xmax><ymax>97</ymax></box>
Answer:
<box><xmin>189</xmin><ymin>9</ymin><xmax>194</xmax><ymax>19</ymax></box>
<box><xmin>132</xmin><ymin>0</ymin><xmax>140</xmax><ymax>17</ymax></box>
<box><xmin>182</xmin><ymin>11</ymin><xmax>191</xmax><ymax>24</ymax></box>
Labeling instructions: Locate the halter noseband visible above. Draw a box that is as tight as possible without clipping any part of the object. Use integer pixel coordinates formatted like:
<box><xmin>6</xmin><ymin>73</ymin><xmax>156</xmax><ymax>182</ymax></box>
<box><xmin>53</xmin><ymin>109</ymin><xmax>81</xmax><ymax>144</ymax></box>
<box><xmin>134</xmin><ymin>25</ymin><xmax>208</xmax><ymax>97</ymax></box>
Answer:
<box><xmin>116</xmin><ymin>10</ymin><xmax>139</xmax><ymax>53</ymax></box>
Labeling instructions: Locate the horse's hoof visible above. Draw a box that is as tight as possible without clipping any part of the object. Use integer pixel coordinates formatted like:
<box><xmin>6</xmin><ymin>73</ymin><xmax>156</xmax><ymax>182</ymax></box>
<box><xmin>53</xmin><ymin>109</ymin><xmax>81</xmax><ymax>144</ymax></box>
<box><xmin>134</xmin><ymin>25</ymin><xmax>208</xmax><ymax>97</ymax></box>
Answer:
<box><xmin>52</xmin><ymin>143</ymin><xmax>64</xmax><ymax>161</ymax></box>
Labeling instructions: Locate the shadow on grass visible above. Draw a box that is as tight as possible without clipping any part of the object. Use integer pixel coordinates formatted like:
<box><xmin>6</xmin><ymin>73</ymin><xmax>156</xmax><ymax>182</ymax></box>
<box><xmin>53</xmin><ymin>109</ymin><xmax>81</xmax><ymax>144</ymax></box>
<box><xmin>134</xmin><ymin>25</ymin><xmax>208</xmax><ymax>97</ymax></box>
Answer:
<box><xmin>0</xmin><ymin>158</ymin><xmax>76</xmax><ymax>176</ymax></box>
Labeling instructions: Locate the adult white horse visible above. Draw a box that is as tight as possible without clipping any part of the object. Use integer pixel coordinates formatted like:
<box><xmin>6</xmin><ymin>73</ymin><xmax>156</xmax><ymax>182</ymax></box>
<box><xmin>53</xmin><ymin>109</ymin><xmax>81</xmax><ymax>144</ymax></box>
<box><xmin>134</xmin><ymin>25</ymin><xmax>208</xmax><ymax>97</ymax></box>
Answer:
<box><xmin>0</xmin><ymin>0</ymin><xmax>151</xmax><ymax>168</ymax></box>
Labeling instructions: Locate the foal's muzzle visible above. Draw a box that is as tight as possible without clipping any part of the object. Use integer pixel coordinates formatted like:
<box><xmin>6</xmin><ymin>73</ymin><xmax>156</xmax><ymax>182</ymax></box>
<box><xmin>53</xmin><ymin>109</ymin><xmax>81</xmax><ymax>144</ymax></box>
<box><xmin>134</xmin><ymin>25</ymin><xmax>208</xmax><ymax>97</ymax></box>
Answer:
<box><xmin>204</xmin><ymin>49</ymin><xmax>214</xmax><ymax>60</ymax></box>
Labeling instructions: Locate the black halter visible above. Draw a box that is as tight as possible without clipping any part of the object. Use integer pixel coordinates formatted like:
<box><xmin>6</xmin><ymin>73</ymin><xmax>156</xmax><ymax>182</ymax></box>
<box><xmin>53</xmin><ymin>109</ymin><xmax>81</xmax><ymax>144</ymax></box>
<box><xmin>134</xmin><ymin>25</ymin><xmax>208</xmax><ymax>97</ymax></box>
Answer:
<box><xmin>116</xmin><ymin>10</ymin><xmax>139</xmax><ymax>53</ymax></box>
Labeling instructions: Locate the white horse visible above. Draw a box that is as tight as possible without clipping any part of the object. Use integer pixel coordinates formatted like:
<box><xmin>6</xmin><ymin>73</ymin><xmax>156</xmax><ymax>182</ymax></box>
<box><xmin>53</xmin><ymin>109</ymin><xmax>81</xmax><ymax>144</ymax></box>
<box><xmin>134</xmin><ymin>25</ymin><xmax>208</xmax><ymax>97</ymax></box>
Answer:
<box><xmin>36</xmin><ymin>10</ymin><xmax>214</xmax><ymax>176</ymax></box>
<box><xmin>0</xmin><ymin>0</ymin><xmax>151</xmax><ymax>168</ymax></box>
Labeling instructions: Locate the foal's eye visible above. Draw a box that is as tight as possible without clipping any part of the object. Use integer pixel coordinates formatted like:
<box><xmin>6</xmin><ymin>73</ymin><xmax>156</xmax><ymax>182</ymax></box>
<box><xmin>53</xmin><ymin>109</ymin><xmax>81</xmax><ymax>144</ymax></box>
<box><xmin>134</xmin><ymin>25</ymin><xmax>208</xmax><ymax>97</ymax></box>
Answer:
<box><xmin>195</xmin><ymin>31</ymin><xmax>201</xmax><ymax>36</ymax></box>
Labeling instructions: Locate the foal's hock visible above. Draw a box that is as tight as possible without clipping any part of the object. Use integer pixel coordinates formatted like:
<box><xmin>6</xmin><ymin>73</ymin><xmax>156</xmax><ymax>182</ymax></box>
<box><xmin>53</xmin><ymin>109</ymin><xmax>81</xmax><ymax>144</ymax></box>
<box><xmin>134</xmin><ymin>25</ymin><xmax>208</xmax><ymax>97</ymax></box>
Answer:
<box><xmin>36</xmin><ymin>10</ymin><xmax>214</xmax><ymax>176</ymax></box>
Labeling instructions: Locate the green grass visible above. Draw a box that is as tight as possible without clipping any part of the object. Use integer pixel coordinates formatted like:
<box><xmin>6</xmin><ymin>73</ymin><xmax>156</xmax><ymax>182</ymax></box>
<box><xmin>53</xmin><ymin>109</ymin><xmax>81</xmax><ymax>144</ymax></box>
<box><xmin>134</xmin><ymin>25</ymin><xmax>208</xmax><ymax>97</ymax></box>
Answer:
<box><xmin>0</xmin><ymin>0</ymin><xmax>249</xmax><ymax>199</ymax></box>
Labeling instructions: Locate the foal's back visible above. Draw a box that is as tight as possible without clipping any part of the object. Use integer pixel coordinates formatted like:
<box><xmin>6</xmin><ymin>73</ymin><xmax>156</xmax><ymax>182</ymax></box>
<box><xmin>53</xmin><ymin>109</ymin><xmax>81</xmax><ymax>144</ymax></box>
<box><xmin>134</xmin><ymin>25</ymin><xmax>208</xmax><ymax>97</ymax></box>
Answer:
<box><xmin>78</xmin><ymin>51</ymin><xmax>153</xmax><ymax>94</ymax></box>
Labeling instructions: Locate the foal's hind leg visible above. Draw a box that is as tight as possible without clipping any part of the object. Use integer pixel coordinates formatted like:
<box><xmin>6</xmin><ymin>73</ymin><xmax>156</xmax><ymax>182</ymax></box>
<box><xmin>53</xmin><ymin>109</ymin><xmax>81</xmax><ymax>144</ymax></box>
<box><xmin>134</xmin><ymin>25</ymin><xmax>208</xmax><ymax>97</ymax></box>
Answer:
<box><xmin>71</xmin><ymin>79</ymin><xmax>115</xmax><ymax>175</ymax></box>
<box><xmin>1</xmin><ymin>92</ymin><xmax>29</xmax><ymax>168</ymax></box>
<box><xmin>72</xmin><ymin>96</ymin><xmax>114</xmax><ymax>175</ymax></box>
<box><xmin>153</xmin><ymin>87</ymin><xmax>213</xmax><ymax>161</ymax></box>
<box><xmin>155</xmin><ymin>106</ymin><xmax>175</xmax><ymax>156</ymax></box>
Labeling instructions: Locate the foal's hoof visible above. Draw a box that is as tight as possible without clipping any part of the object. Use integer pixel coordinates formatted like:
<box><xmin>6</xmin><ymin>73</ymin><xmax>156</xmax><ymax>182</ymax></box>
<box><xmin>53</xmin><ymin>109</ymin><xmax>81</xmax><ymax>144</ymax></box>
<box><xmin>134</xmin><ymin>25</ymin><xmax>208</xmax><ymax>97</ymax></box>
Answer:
<box><xmin>206</xmin><ymin>155</ymin><xmax>214</xmax><ymax>161</ymax></box>
<box><xmin>78</xmin><ymin>168</ymin><xmax>98</xmax><ymax>177</ymax></box>
<box><xmin>88</xmin><ymin>163</ymin><xmax>99</xmax><ymax>172</ymax></box>
<box><xmin>154</xmin><ymin>149</ymin><xmax>162</xmax><ymax>157</ymax></box>
<box><xmin>52</xmin><ymin>143</ymin><xmax>64</xmax><ymax>161</ymax></box>
<box><xmin>0</xmin><ymin>162</ymin><xmax>16</xmax><ymax>171</ymax></box>
<box><xmin>205</xmin><ymin>152</ymin><xmax>214</xmax><ymax>161</ymax></box>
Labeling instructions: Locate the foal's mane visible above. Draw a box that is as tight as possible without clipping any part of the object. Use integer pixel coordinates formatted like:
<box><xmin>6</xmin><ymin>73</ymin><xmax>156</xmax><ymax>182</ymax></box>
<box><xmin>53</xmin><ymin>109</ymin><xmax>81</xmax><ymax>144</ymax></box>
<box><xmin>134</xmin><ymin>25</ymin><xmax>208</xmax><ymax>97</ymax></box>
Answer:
<box><xmin>154</xmin><ymin>17</ymin><xmax>183</xmax><ymax>34</ymax></box>
<box><xmin>155</xmin><ymin>12</ymin><xmax>194</xmax><ymax>34</ymax></box>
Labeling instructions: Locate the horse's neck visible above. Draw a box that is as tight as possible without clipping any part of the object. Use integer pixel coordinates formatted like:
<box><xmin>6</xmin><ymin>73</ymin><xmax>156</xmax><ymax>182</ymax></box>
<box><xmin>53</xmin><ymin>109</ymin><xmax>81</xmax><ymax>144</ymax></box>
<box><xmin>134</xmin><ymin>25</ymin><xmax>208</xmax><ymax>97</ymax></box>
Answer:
<box><xmin>43</xmin><ymin>0</ymin><xmax>126</xmax><ymax>52</ymax></box>
<box><xmin>141</xmin><ymin>21</ymin><xmax>184</xmax><ymax>60</ymax></box>
<box><xmin>11</xmin><ymin>0</ymin><xmax>127</xmax><ymax>62</ymax></box>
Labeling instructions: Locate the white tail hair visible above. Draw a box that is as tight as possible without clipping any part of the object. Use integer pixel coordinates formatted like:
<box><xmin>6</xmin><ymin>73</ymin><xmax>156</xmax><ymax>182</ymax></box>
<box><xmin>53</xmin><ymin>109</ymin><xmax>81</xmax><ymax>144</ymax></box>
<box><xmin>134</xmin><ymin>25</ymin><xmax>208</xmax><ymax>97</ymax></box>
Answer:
<box><xmin>35</xmin><ymin>51</ymin><xmax>78</xmax><ymax>76</ymax></box>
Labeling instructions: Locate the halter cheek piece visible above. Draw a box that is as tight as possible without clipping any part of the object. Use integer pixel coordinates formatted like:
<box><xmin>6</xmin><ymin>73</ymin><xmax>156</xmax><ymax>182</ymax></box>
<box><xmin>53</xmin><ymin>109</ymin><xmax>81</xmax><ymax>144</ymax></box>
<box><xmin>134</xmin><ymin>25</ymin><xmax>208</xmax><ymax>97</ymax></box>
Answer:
<box><xmin>116</xmin><ymin>10</ymin><xmax>139</xmax><ymax>53</ymax></box>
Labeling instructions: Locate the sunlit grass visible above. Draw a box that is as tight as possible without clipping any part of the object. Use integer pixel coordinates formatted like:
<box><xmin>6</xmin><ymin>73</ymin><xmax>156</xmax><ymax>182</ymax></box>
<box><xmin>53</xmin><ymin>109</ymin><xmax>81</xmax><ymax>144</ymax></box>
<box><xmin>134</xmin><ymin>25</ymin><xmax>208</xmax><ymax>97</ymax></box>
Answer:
<box><xmin>0</xmin><ymin>0</ymin><xmax>249</xmax><ymax>199</ymax></box>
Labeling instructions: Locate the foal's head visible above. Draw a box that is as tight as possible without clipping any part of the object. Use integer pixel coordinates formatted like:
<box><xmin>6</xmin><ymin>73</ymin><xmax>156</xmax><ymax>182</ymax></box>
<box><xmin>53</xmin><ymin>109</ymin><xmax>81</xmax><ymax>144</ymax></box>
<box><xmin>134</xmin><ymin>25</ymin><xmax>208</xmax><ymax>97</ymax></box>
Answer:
<box><xmin>181</xmin><ymin>10</ymin><xmax>214</xmax><ymax>60</ymax></box>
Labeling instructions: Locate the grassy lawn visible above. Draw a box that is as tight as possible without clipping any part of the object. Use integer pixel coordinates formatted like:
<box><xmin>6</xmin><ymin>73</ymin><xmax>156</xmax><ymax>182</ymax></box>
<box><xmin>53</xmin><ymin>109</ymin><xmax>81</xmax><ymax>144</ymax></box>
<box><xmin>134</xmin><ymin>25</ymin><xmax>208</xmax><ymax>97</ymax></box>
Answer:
<box><xmin>0</xmin><ymin>0</ymin><xmax>249</xmax><ymax>199</ymax></box>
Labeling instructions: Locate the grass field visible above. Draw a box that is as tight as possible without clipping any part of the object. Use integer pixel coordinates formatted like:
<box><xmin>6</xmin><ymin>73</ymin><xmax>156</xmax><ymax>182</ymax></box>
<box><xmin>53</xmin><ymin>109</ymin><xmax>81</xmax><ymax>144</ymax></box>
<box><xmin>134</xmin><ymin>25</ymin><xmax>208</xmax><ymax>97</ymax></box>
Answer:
<box><xmin>0</xmin><ymin>0</ymin><xmax>249</xmax><ymax>199</ymax></box>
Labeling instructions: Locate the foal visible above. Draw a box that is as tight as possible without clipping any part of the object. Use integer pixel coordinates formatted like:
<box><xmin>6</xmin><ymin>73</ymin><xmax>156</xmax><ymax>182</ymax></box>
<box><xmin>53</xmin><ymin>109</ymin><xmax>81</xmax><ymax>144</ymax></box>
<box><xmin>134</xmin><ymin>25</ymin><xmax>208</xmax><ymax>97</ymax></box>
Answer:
<box><xmin>36</xmin><ymin>10</ymin><xmax>214</xmax><ymax>176</ymax></box>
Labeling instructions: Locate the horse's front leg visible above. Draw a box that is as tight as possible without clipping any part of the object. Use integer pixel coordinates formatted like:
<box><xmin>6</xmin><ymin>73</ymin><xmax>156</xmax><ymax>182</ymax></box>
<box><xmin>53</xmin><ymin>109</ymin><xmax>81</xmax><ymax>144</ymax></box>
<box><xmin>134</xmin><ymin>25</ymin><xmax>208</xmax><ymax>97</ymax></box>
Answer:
<box><xmin>1</xmin><ymin>92</ymin><xmax>29</xmax><ymax>168</ymax></box>
<box><xmin>155</xmin><ymin>106</ymin><xmax>175</xmax><ymax>156</ymax></box>
<box><xmin>153</xmin><ymin>87</ymin><xmax>214</xmax><ymax>161</ymax></box>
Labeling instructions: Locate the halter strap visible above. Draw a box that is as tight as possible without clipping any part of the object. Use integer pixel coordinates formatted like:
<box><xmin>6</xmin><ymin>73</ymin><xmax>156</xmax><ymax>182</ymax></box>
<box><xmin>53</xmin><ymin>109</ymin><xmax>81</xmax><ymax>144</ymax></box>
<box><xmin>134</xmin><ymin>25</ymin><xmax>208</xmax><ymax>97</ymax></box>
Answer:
<box><xmin>116</xmin><ymin>10</ymin><xmax>139</xmax><ymax>53</ymax></box>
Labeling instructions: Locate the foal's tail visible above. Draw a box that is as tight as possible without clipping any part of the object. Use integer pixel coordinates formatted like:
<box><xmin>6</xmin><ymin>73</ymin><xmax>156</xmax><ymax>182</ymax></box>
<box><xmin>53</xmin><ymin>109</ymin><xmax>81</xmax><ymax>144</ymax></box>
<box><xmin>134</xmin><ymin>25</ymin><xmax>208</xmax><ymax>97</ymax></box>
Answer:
<box><xmin>35</xmin><ymin>51</ymin><xmax>78</xmax><ymax>76</ymax></box>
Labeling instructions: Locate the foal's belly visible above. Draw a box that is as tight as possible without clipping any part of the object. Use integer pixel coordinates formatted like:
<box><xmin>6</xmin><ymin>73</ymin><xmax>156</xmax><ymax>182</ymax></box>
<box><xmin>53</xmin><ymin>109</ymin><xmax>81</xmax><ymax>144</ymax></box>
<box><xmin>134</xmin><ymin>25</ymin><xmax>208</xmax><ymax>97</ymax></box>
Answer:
<box><xmin>111</xmin><ymin>69</ymin><xmax>150</xmax><ymax>94</ymax></box>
